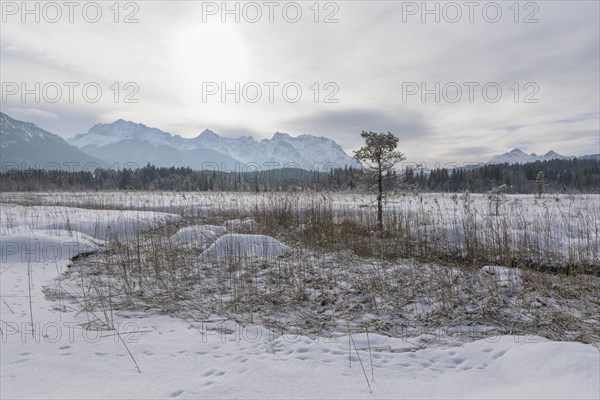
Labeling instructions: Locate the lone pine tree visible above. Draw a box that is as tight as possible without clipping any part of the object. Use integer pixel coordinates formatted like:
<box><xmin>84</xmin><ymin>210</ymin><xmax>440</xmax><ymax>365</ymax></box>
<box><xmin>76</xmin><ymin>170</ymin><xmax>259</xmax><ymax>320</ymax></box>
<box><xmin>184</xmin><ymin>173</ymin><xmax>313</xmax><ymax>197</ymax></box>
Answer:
<box><xmin>354</xmin><ymin>131</ymin><xmax>406</xmax><ymax>230</ymax></box>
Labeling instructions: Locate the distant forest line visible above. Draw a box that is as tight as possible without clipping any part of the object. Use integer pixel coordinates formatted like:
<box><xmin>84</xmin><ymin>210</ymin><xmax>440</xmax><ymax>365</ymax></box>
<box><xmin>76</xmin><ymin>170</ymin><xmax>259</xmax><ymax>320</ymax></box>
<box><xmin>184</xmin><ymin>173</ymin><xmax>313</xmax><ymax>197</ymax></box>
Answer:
<box><xmin>1</xmin><ymin>158</ymin><xmax>598</xmax><ymax>194</ymax></box>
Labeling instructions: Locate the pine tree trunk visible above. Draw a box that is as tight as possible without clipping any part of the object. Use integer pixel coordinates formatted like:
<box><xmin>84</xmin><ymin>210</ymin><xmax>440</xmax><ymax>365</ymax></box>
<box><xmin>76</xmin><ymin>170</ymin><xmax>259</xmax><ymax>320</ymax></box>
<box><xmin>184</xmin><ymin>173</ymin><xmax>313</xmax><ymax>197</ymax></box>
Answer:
<box><xmin>377</xmin><ymin>166</ymin><xmax>383</xmax><ymax>230</ymax></box>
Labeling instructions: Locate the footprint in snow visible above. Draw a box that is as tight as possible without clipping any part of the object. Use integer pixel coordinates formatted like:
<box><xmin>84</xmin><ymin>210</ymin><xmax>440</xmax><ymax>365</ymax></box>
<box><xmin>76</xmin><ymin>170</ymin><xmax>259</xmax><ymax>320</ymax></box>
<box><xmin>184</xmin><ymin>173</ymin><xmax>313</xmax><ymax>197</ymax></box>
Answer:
<box><xmin>169</xmin><ymin>389</ymin><xmax>184</xmax><ymax>398</ymax></box>
<box><xmin>204</xmin><ymin>369</ymin><xmax>225</xmax><ymax>377</ymax></box>
<box><xmin>493</xmin><ymin>350</ymin><xmax>507</xmax><ymax>359</ymax></box>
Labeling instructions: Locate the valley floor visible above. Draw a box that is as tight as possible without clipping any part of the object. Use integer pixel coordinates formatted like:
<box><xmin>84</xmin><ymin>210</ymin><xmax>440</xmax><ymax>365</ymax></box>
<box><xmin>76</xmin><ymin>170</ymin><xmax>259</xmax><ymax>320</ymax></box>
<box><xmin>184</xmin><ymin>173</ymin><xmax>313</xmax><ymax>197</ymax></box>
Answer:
<box><xmin>1</xmin><ymin>192</ymin><xmax>598</xmax><ymax>399</ymax></box>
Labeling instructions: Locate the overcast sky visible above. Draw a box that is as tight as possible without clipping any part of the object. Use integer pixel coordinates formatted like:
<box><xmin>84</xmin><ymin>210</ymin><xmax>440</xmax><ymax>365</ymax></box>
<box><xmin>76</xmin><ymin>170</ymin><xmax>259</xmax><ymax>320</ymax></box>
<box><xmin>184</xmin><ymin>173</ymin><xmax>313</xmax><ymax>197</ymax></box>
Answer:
<box><xmin>1</xmin><ymin>0</ymin><xmax>598</xmax><ymax>165</ymax></box>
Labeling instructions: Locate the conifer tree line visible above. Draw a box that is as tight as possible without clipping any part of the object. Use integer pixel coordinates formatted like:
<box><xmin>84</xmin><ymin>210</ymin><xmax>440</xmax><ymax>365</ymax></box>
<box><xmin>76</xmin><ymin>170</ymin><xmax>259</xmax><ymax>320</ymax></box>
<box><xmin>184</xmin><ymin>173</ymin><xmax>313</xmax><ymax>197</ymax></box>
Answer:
<box><xmin>0</xmin><ymin>158</ymin><xmax>598</xmax><ymax>193</ymax></box>
<box><xmin>411</xmin><ymin>158</ymin><xmax>599</xmax><ymax>193</ymax></box>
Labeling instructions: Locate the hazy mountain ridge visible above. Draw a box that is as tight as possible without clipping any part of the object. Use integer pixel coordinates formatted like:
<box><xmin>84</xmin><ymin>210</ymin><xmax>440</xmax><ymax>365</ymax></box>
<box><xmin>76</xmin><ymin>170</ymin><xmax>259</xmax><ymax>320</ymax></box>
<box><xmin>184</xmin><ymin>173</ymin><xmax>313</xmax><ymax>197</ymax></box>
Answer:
<box><xmin>69</xmin><ymin>119</ymin><xmax>361</xmax><ymax>170</ymax></box>
<box><xmin>487</xmin><ymin>148</ymin><xmax>572</xmax><ymax>164</ymax></box>
<box><xmin>0</xmin><ymin>112</ymin><xmax>105</xmax><ymax>169</ymax></box>
<box><xmin>578</xmin><ymin>154</ymin><xmax>600</xmax><ymax>161</ymax></box>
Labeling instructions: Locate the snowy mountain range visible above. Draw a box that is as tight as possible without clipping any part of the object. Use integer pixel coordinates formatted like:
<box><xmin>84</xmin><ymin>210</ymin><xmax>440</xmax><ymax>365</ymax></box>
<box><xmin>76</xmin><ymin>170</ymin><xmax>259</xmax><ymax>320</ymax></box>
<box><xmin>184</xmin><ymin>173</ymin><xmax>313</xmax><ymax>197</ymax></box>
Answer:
<box><xmin>0</xmin><ymin>112</ymin><xmax>105</xmax><ymax>170</ymax></box>
<box><xmin>68</xmin><ymin>119</ymin><xmax>361</xmax><ymax>171</ymax></box>
<box><xmin>487</xmin><ymin>148</ymin><xmax>572</xmax><ymax>164</ymax></box>
<box><xmin>2</xmin><ymin>113</ymin><xmax>597</xmax><ymax>172</ymax></box>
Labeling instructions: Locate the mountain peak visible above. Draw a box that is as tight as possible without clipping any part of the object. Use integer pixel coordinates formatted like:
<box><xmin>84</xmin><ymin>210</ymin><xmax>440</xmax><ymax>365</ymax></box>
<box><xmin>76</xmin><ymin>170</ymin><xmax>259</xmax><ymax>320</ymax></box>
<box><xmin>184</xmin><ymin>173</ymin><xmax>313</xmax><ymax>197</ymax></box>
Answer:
<box><xmin>69</xmin><ymin>119</ymin><xmax>175</xmax><ymax>149</ymax></box>
<box><xmin>272</xmin><ymin>132</ymin><xmax>290</xmax><ymax>139</ymax></box>
<box><xmin>90</xmin><ymin>118</ymin><xmax>134</xmax><ymax>131</ymax></box>
<box><xmin>198</xmin><ymin>129</ymin><xmax>218</xmax><ymax>138</ymax></box>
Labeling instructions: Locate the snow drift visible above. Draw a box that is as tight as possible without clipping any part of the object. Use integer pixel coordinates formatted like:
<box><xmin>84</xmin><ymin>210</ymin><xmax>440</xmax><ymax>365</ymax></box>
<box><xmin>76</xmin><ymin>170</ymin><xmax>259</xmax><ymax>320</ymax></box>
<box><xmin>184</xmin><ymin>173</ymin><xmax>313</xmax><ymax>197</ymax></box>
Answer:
<box><xmin>0</xmin><ymin>230</ymin><xmax>99</xmax><ymax>263</ymax></box>
<box><xmin>199</xmin><ymin>234</ymin><xmax>291</xmax><ymax>261</ymax></box>
<box><xmin>0</xmin><ymin>204</ymin><xmax>182</xmax><ymax>241</ymax></box>
<box><xmin>170</xmin><ymin>225</ymin><xmax>226</xmax><ymax>247</ymax></box>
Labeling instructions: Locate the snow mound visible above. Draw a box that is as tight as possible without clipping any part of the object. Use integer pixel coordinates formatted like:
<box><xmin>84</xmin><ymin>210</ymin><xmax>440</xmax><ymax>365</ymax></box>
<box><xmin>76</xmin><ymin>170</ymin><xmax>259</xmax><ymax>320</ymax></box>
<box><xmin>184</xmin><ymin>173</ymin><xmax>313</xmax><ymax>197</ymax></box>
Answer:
<box><xmin>481</xmin><ymin>265</ymin><xmax>523</xmax><ymax>289</ymax></box>
<box><xmin>201</xmin><ymin>224</ymin><xmax>228</xmax><ymax>235</ymax></box>
<box><xmin>199</xmin><ymin>234</ymin><xmax>291</xmax><ymax>261</ymax></box>
<box><xmin>224</xmin><ymin>218</ymin><xmax>258</xmax><ymax>230</ymax></box>
<box><xmin>170</xmin><ymin>225</ymin><xmax>226</xmax><ymax>247</ymax></box>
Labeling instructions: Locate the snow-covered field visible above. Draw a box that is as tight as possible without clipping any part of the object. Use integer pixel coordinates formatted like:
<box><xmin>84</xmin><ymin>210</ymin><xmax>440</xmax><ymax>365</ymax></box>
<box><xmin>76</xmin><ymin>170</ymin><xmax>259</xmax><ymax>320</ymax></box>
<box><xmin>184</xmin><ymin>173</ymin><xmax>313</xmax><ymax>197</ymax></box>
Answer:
<box><xmin>1</xmin><ymin>192</ymin><xmax>599</xmax><ymax>399</ymax></box>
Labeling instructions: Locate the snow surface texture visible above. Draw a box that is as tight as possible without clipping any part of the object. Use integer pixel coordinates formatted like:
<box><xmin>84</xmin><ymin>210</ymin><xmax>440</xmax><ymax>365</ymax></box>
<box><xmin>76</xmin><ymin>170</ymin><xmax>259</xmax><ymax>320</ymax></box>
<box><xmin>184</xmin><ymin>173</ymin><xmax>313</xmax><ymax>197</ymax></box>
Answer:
<box><xmin>1</xmin><ymin>230</ymin><xmax>100</xmax><ymax>263</ymax></box>
<box><xmin>1</xmin><ymin>200</ymin><xmax>599</xmax><ymax>399</ymax></box>
<box><xmin>223</xmin><ymin>218</ymin><xmax>258</xmax><ymax>230</ymax></box>
<box><xmin>481</xmin><ymin>265</ymin><xmax>524</xmax><ymax>290</ymax></box>
<box><xmin>199</xmin><ymin>234</ymin><xmax>291</xmax><ymax>261</ymax></box>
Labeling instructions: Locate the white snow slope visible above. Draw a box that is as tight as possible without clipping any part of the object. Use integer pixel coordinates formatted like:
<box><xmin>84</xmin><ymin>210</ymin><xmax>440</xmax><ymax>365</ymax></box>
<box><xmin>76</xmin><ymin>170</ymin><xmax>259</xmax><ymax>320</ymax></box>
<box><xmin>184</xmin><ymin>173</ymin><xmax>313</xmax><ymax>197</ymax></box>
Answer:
<box><xmin>1</xmin><ymin>204</ymin><xmax>598</xmax><ymax>399</ymax></box>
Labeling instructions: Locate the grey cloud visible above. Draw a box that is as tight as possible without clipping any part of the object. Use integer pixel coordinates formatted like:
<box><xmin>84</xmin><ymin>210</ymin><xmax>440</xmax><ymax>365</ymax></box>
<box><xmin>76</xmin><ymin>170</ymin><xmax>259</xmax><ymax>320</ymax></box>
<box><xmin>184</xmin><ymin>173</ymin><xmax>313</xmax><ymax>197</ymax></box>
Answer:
<box><xmin>440</xmin><ymin>146</ymin><xmax>495</xmax><ymax>158</ymax></box>
<box><xmin>551</xmin><ymin>112</ymin><xmax>600</xmax><ymax>124</ymax></box>
<box><xmin>285</xmin><ymin>108</ymin><xmax>431</xmax><ymax>150</ymax></box>
<box><xmin>494</xmin><ymin>125</ymin><xmax>528</xmax><ymax>133</ymax></box>
<box><xmin>7</xmin><ymin>108</ymin><xmax>58</xmax><ymax>121</ymax></box>
<box><xmin>1</xmin><ymin>102</ymin><xmax>100</xmax><ymax>138</ymax></box>
<box><xmin>0</xmin><ymin>1</ymin><xmax>597</xmax><ymax>164</ymax></box>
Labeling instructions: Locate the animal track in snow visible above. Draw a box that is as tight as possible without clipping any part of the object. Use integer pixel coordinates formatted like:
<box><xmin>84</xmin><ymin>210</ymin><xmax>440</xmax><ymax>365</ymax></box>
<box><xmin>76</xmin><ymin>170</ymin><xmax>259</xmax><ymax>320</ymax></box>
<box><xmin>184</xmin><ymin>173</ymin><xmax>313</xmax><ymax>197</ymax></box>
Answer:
<box><xmin>204</xmin><ymin>369</ymin><xmax>225</xmax><ymax>378</ymax></box>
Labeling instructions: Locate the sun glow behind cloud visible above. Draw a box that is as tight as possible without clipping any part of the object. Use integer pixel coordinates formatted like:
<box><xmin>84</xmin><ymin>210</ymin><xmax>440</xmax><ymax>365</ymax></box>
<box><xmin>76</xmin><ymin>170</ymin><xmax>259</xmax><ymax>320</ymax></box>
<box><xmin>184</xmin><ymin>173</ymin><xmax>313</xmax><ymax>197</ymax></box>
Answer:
<box><xmin>0</xmin><ymin>1</ymin><xmax>598</xmax><ymax>163</ymax></box>
<box><xmin>169</xmin><ymin>22</ymin><xmax>253</xmax><ymax>102</ymax></box>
